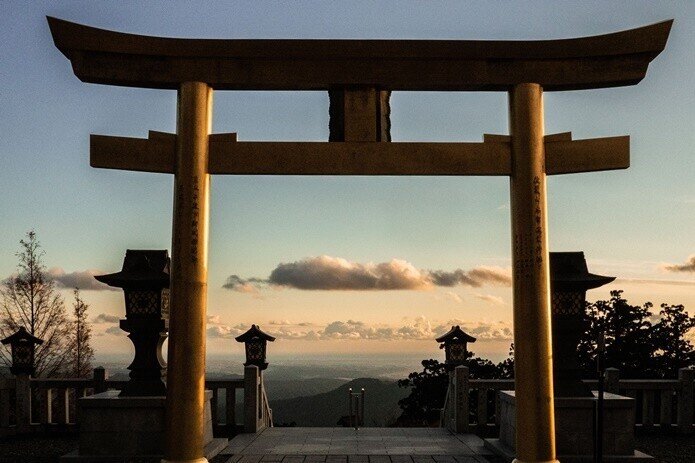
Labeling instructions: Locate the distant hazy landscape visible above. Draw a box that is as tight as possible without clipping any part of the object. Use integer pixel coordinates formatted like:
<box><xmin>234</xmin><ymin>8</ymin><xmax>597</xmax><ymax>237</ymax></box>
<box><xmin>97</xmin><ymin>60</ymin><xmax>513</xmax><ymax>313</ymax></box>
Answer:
<box><xmin>93</xmin><ymin>352</ymin><xmax>441</xmax><ymax>426</ymax></box>
<box><xmin>95</xmin><ymin>352</ymin><xmax>448</xmax><ymax>382</ymax></box>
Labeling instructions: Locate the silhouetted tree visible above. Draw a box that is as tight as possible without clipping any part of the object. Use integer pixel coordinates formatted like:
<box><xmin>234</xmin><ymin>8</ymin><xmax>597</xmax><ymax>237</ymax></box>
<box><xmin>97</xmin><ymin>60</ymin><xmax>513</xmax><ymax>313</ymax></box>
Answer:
<box><xmin>497</xmin><ymin>343</ymin><xmax>515</xmax><ymax>379</ymax></box>
<box><xmin>68</xmin><ymin>289</ymin><xmax>94</xmax><ymax>378</ymax></box>
<box><xmin>0</xmin><ymin>231</ymin><xmax>70</xmax><ymax>377</ymax></box>
<box><xmin>396</xmin><ymin>348</ymin><xmax>514</xmax><ymax>425</ymax></box>
<box><xmin>396</xmin><ymin>359</ymin><xmax>448</xmax><ymax>426</ymax></box>
<box><xmin>651</xmin><ymin>303</ymin><xmax>695</xmax><ymax>377</ymax></box>
<box><xmin>578</xmin><ymin>290</ymin><xmax>656</xmax><ymax>378</ymax></box>
<box><xmin>577</xmin><ymin>290</ymin><xmax>694</xmax><ymax>378</ymax></box>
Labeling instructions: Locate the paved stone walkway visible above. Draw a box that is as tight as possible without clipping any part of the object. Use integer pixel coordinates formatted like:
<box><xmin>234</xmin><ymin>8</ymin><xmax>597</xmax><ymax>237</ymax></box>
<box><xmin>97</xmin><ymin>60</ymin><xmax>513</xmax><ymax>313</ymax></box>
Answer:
<box><xmin>218</xmin><ymin>428</ymin><xmax>493</xmax><ymax>463</ymax></box>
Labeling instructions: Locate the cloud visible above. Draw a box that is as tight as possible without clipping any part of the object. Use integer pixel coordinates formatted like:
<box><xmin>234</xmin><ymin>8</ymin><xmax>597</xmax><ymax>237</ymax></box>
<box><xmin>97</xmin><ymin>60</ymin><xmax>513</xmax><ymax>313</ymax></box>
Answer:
<box><xmin>268</xmin><ymin>256</ymin><xmax>429</xmax><ymax>290</ymax></box>
<box><xmin>661</xmin><ymin>255</ymin><xmax>695</xmax><ymax>273</ymax></box>
<box><xmin>223</xmin><ymin>275</ymin><xmax>263</xmax><ymax>293</ymax></box>
<box><xmin>217</xmin><ymin>316</ymin><xmax>513</xmax><ymax>343</ymax></box>
<box><xmin>47</xmin><ymin>267</ymin><xmax>116</xmax><ymax>291</ymax></box>
<box><xmin>433</xmin><ymin>319</ymin><xmax>513</xmax><ymax>342</ymax></box>
<box><xmin>473</xmin><ymin>293</ymin><xmax>505</xmax><ymax>306</ymax></box>
<box><xmin>429</xmin><ymin>266</ymin><xmax>510</xmax><ymax>288</ymax></box>
<box><xmin>206</xmin><ymin>323</ymin><xmax>248</xmax><ymax>339</ymax></box>
<box><xmin>224</xmin><ymin>256</ymin><xmax>511</xmax><ymax>292</ymax></box>
<box><xmin>204</xmin><ymin>316</ymin><xmax>248</xmax><ymax>339</ymax></box>
<box><xmin>105</xmin><ymin>326</ymin><xmax>122</xmax><ymax>336</ymax></box>
<box><xmin>93</xmin><ymin>313</ymin><xmax>120</xmax><ymax>323</ymax></box>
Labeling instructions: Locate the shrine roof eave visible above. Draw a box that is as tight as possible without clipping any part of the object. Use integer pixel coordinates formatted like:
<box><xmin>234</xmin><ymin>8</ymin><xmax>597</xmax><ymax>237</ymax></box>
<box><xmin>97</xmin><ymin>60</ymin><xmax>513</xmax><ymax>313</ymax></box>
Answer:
<box><xmin>48</xmin><ymin>17</ymin><xmax>672</xmax><ymax>92</ymax></box>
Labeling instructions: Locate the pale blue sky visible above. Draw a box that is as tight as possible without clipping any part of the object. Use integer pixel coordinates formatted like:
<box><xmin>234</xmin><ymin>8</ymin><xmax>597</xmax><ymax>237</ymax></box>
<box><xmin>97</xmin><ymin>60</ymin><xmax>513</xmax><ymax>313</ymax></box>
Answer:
<box><xmin>1</xmin><ymin>1</ymin><xmax>693</xmax><ymax>357</ymax></box>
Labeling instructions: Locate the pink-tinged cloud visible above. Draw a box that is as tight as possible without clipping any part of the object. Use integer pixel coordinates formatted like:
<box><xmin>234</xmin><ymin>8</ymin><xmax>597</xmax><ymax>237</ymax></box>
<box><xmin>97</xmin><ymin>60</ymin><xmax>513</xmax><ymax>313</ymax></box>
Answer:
<box><xmin>224</xmin><ymin>256</ymin><xmax>511</xmax><ymax>291</ymax></box>
<box><xmin>269</xmin><ymin>256</ymin><xmax>429</xmax><ymax>290</ymax></box>
<box><xmin>47</xmin><ymin>267</ymin><xmax>117</xmax><ymax>291</ymax></box>
<box><xmin>662</xmin><ymin>255</ymin><xmax>695</xmax><ymax>273</ymax></box>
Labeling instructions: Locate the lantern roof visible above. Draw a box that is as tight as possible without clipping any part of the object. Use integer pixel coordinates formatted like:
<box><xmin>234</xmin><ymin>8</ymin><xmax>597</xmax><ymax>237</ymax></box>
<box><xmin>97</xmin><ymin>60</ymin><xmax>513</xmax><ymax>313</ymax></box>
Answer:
<box><xmin>550</xmin><ymin>252</ymin><xmax>615</xmax><ymax>291</ymax></box>
<box><xmin>435</xmin><ymin>325</ymin><xmax>476</xmax><ymax>344</ymax></box>
<box><xmin>235</xmin><ymin>324</ymin><xmax>276</xmax><ymax>343</ymax></box>
<box><xmin>95</xmin><ymin>250</ymin><xmax>170</xmax><ymax>289</ymax></box>
<box><xmin>1</xmin><ymin>326</ymin><xmax>44</xmax><ymax>346</ymax></box>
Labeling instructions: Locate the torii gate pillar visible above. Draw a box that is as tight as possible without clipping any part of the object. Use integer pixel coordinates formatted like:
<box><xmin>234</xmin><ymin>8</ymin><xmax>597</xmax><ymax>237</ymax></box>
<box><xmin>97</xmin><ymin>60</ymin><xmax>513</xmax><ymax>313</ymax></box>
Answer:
<box><xmin>165</xmin><ymin>81</ymin><xmax>212</xmax><ymax>463</ymax></box>
<box><xmin>509</xmin><ymin>84</ymin><xmax>557</xmax><ymax>463</ymax></box>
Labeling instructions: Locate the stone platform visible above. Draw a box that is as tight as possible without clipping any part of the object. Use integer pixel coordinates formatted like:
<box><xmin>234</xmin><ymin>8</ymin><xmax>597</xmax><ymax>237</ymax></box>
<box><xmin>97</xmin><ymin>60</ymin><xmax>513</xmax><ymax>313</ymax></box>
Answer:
<box><xmin>220</xmin><ymin>428</ymin><xmax>493</xmax><ymax>462</ymax></box>
<box><xmin>61</xmin><ymin>389</ymin><xmax>226</xmax><ymax>462</ymax></box>
<box><xmin>485</xmin><ymin>391</ymin><xmax>653</xmax><ymax>463</ymax></box>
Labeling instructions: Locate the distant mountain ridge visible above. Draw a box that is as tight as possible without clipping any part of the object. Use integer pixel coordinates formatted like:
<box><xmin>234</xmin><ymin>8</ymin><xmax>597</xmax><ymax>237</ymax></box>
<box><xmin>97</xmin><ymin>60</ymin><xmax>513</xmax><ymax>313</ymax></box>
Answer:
<box><xmin>265</xmin><ymin>377</ymin><xmax>349</xmax><ymax>401</ymax></box>
<box><xmin>269</xmin><ymin>377</ymin><xmax>409</xmax><ymax>427</ymax></box>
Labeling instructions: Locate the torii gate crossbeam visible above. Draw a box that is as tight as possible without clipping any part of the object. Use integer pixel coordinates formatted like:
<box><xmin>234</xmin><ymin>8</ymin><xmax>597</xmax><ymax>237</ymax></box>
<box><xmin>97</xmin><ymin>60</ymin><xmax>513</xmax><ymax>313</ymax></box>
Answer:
<box><xmin>49</xmin><ymin>17</ymin><xmax>671</xmax><ymax>463</ymax></box>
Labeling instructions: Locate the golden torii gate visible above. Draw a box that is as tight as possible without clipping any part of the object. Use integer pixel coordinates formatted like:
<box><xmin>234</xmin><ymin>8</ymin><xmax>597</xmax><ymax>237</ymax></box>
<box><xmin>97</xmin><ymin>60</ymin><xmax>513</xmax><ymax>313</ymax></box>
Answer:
<box><xmin>49</xmin><ymin>17</ymin><xmax>671</xmax><ymax>463</ymax></box>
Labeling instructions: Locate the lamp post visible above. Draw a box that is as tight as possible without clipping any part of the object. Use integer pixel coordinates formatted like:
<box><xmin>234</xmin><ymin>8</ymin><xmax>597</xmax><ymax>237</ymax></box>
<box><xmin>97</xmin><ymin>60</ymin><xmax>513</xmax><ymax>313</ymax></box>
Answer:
<box><xmin>95</xmin><ymin>250</ymin><xmax>170</xmax><ymax>396</ymax></box>
<box><xmin>435</xmin><ymin>325</ymin><xmax>476</xmax><ymax>371</ymax></box>
<box><xmin>235</xmin><ymin>325</ymin><xmax>275</xmax><ymax>371</ymax></box>
<box><xmin>2</xmin><ymin>327</ymin><xmax>43</xmax><ymax>433</ymax></box>
<box><xmin>1</xmin><ymin>326</ymin><xmax>43</xmax><ymax>377</ymax></box>
<box><xmin>549</xmin><ymin>252</ymin><xmax>615</xmax><ymax>397</ymax></box>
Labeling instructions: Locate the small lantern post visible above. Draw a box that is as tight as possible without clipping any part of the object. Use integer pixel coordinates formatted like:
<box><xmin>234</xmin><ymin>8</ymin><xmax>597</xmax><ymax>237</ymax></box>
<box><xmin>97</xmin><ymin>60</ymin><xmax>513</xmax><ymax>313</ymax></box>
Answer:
<box><xmin>550</xmin><ymin>252</ymin><xmax>615</xmax><ymax>397</ymax></box>
<box><xmin>95</xmin><ymin>250</ymin><xmax>170</xmax><ymax>396</ymax></box>
<box><xmin>235</xmin><ymin>325</ymin><xmax>275</xmax><ymax>371</ymax></box>
<box><xmin>1</xmin><ymin>326</ymin><xmax>43</xmax><ymax>377</ymax></box>
<box><xmin>2</xmin><ymin>327</ymin><xmax>43</xmax><ymax>433</ymax></box>
<box><xmin>436</xmin><ymin>325</ymin><xmax>476</xmax><ymax>371</ymax></box>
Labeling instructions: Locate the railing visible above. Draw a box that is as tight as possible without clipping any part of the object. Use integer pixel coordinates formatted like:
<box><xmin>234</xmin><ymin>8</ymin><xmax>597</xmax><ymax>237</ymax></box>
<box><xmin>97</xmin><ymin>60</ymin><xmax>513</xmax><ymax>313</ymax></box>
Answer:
<box><xmin>206</xmin><ymin>377</ymin><xmax>245</xmax><ymax>437</ymax></box>
<box><xmin>442</xmin><ymin>366</ymin><xmax>695</xmax><ymax>435</ymax></box>
<box><xmin>0</xmin><ymin>366</ymin><xmax>270</xmax><ymax>437</ymax></box>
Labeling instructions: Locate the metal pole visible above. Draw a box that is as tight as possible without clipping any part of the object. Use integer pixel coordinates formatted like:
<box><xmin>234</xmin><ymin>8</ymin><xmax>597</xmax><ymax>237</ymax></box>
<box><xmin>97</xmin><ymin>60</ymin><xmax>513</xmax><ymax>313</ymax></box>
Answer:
<box><xmin>509</xmin><ymin>83</ymin><xmax>558</xmax><ymax>463</ymax></box>
<box><xmin>360</xmin><ymin>388</ymin><xmax>365</xmax><ymax>427</ymax></box>
<box><xmin>164</xmin><ymin>81</ymin><xmax>212</xmax><ymax>463</ymax></box>
<box><xmin>348</xmin><ymin>387</ymin><xmax>353</xmax><ymax>428</ymax></box>
<box><xmin>595</xmin><ymin>332</ymin><xmax>605</xmax><ymax>463</ymax></box>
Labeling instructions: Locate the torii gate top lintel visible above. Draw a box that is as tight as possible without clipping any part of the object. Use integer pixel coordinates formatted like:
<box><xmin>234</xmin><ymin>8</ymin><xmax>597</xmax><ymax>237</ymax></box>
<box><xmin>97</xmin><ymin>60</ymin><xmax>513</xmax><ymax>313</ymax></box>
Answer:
<box><xmin>48</xmin><ymin>16</ymin><xmax>672</xmax><ymax>91</ymax></box>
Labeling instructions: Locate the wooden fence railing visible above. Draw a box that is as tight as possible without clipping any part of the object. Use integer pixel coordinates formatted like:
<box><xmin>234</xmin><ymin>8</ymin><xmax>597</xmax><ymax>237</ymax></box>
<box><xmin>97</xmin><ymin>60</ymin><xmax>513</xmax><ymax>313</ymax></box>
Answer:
<box><xmin>442</xmin><ymin>366</ymin><xmax>694</xmax><ymax>435</ymax></box>
<box><xmin>0</xmin><ymin>366</ymin><xmax>268</xmax><ymax>437</ymax></box>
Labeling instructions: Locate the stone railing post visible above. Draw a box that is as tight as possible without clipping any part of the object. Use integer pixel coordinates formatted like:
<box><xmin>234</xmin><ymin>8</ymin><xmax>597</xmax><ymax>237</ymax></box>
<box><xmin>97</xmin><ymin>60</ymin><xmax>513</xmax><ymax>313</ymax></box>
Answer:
<box><xmin>244</xmin><ymin>365</ymin><xmax>260</xmax><ymax>433</ymax></box>
<box><xmin>676</xmin><ymin>368</ymin><xmax>694</xmax><ymax>434</ymax></box>
<box><xmin>455</xmin><ymin>365</ymin><xmax>470</xmax><ymax>433</ymax></box>
<box><xmin>15</xmin><ymin>374</ymin><xmax>31</xmax><ymax>433</ymax></box>
<box><xmin>605</xmin><ymin>367</ymin><xmax>620</xmax><ymax>394</ymax></box>
<box><xmin>93</xmin><ymin>367</ymin><xmax>107</xmax><ymax>394</ymax></box>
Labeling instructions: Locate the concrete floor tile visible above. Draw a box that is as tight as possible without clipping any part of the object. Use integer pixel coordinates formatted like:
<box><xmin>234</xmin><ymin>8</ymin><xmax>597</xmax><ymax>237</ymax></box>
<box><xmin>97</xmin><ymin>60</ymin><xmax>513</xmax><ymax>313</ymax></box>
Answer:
<box><xmin>305</xmin><ymin>456</ymin><xmax>327</xmax><ymax>462</ymax></box>
<box><xmin>261</xmin><ymin>455</ymin><xmax>285</xmax><ymax>462</ymax></box>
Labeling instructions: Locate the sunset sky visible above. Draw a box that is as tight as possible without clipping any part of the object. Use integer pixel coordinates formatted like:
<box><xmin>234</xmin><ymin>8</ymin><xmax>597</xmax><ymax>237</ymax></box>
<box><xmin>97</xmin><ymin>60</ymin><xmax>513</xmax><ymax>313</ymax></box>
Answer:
<box><xmin>1</xmin><ymin>1</ymin><xmax>693</xmax><ymax>362</ymax></box>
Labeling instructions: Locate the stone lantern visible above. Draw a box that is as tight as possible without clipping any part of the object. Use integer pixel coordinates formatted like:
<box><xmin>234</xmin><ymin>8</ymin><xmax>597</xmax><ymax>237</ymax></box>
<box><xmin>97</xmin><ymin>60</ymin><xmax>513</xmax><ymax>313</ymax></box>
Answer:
<box><xmin>235</xmin><ymin>325</ymin><xmax>275</xmax><ymax>370</ymax></box>
<box><xmin>95</xmin><ymin>250</ymin><xmax>170</xmax><ymax>396</ymax></box>
<box><xmin>550</xmin><ymin>251</ymin><xmax>615</xmax><ymax>397</ymax></box>
<box><xmin>1</xmin><ymin>327</ymin><xmax>43</xmax><ymax>377</ymax></box>
<box><xmin>436</xmin><ymin>325</ymin><xmax>476</xmax><ymax>370</ymax></box>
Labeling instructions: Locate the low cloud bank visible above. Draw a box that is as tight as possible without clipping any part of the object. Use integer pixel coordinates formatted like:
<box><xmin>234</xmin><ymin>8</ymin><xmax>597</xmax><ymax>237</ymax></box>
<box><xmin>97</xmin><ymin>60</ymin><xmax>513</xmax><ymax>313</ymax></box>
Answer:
<box><xmin>205</xmin><ymin>316</ymin><xmax>512</xmax><ymax>342</ymax></box>
<box><xmin>225</xmin><ymin>256</ymin><xmax>511</xmax><ymax>292</ymax></box>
